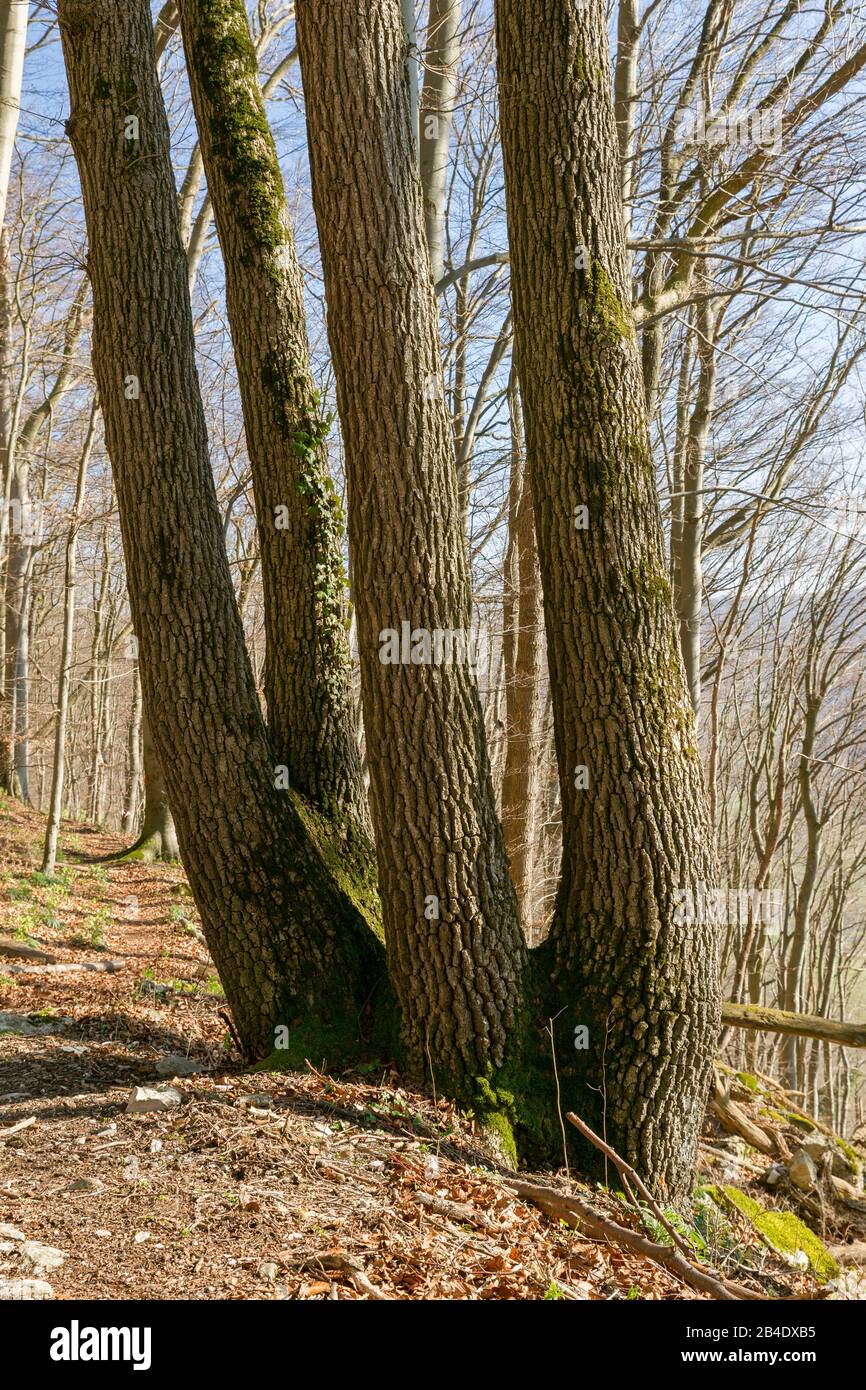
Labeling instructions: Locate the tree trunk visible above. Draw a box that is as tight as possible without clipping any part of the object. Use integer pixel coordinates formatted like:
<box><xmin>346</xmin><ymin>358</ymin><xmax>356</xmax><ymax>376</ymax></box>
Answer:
<box><xmin>58</xmin><ymin>0</ymin><xmax>383</xmax><ymax>1062</ymax></box>
<box><xmin>613</xmin><ymin>0</ymin><xmax>639</xmax><ymax>243</ymax></box>
<box><xmin>296</xmin><ymin>0</ymin><xmax>525</xmax><ymax>1096</ymax></box>
<box><xmin>0</xmin><ymin>228</ymin><xmax>11</xmax><ymax>793</ymax></box>
<box><xmin>419</xmin><ymin>0</ymin><xmax>463</xmax><ymax>285</ymax></box>
<box><xmin>121</xmin><ymin>659</ymin><xmax>143</xmax><ymax>835</ymax></box>
<box><xmin>783</xmin><ymin>697</ymin><xmax>821</xmax><ymax>1088</ymax></box>
<box><xmin>0</xmin><ymin>1</ymin><xmax>27</xmax><ymax>231</ymax></box>
<box><xmin>87</xmin><ymin>523</ymin><xmax>110</xmax><ymax>822</ymax></box>
<box><xmin>495</xmin><ymin>0</ymin><xmax>720</xmax><ymax>1196</ymax></box>
<box><xmin>177</xmin><ymin>0</ymin><xmax>371</xmax><ymax>848</ymax></box>
<box><xmin>3</xmin><ymin>446</ymin><xmax>33</xmax><ymax>802</ymax></box>
<box><xmin>671</xmin><ymin>297</ymin><xmax>717</xmax><ymax>722</ymax></box>
<box><xmin>501</xmin><ymin>375</ymin><xmax>544</xmax><ymax>932</ymax></box>
<box><xmin>42</xmin><ymin>406</ymin><xmax>96</xmax><ymax>876</ymax></box>
<box><xmin>113</xmin><ymin>710</ymin><xmax>179</xmax><ymax>862</ymax></box>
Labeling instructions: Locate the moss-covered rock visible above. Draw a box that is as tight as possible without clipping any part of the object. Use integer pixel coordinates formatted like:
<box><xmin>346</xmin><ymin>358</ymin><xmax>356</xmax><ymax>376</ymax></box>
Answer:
<box><xmin>706</xmin><ymin>1184</ymin><xmax>839</xmax><ymax>1282</ymax></box>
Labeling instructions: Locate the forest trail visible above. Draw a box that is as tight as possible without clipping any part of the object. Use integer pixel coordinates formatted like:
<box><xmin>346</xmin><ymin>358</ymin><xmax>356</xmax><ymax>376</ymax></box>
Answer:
<box><xmin>0</xmin><ymin>798</ymin><xmax>859</xmax><ymax>1301</ymax></box>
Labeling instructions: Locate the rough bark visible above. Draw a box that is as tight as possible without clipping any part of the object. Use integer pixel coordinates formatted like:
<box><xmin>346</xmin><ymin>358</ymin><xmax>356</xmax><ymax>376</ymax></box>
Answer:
<box><xmin>177</xmin><ymin>0</ymin><xmax>371</xmax><ymax>846</ymax></box>
<box><xmin>495</xmin><ymin>0</ymin><xmax>720</xmax><ymax>1195</ymax></box>
<box><xmin>58</xmin><ymin>0</ymin><xmax>383</xmax><ymax>1061</ymax></box>
<box><xmin>295</xmin><ymin>0</ymin><xmax>525</xmax><ymax>1095</ymax></box>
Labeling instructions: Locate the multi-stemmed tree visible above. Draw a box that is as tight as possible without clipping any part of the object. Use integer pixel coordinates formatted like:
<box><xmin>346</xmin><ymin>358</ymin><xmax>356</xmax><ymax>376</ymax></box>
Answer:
<box><xmin>56</xmin><ymin>0</ymin><xmax>722</xmax><ymax>1196</ymax></box>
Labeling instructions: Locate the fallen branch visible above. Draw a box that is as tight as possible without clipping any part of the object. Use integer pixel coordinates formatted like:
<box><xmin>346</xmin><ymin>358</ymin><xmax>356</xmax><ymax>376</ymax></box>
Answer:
<box><xmin>505</xmin><ymin>1172</ymin><xmax>757</xmax><ymax>1300</ymax></box>
<box><xmin>8</xmin><ymin>960</ymin><xmax>124</xmax><ymax>975</ymax></box>
<box><xmin>0</xmin><ymin>1117</ymin><xmax>36</xmax><ymax>1139</ymax></box>
<box><xmin>722</xmin><ymin>1002</ymin><xmax>866</xmax><ymax>1049</ymax></box>
<box><xmin>302</xmin><ymin>1252</ymin><xmax>389</xmax><ymax>1301</ymax></box>
<box><xmin>710</xmin><ymin>1074</ymin><xmax>786</xmax><ymax>1157</ymax></box>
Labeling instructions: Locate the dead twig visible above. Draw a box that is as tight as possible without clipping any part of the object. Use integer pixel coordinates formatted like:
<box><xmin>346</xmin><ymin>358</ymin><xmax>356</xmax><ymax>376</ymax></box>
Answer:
<box><xmin>505</xmin><ymin>1172</ymin><xmax>760</xmax><ymax>1301</ymax></box>
<box><xmin>302</xmin><ymin>1252</ymin><xmax>389</xmax><ymax>1301</ymax></box>
<box><xmin>566</xmin><ymin>1111</ymin><xmax>703</xmax><ymax>1262</ymax></box>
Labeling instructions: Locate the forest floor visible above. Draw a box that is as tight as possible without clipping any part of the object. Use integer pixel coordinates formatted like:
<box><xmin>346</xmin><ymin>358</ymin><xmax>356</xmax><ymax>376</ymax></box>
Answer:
<box><xmin>0</xmin><ymin>796</ymin><xmax>862</xmax><ymax>1301</ymax></box>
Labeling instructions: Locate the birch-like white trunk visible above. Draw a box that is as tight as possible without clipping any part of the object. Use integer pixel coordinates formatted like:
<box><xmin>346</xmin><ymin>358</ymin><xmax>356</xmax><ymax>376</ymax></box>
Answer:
<box><xmin>0</xmin><ymin>1</ymin><xmax>27</xmax><ymax>232</ymax></box>
<box><xmin>419</xmin><ymin>0</ymin><xmax>463</xmax><ymax>284</ymax></box>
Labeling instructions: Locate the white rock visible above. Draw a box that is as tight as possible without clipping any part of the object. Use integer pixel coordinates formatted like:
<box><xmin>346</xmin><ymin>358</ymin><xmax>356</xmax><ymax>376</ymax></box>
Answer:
<box><xmin>0</xmin><ymin>1224</ymin><xmax>25</xmax><ymax>1242</ymax></box>
<box><xmin>0</xmin><ymin>1278</ymin><xmax>55</xmax><ymax>1300</ymax></box>
<box><xmin>133</xmin><ymin>1231</ymin><xmax>151</xmax><ymax>1244</ymax></box>
<box><xmin>21</xmin><ymin>1240</ymin><xmax>68</xmax><ymax>1274</ymax></box>
<box><xmin>788</xmin><ymin>1149</ymin><xmax>818</xmax><ymax>1191</ymax></box>
<box><xmin>126</xmin><ymin>1085</ymin><xmax>182</xmax><ymax>1114</ymax></box>
<box><xmin>801</xmin><ymin>1134</ymin><xmax>861</xmax><ymax>1182</ymax></box>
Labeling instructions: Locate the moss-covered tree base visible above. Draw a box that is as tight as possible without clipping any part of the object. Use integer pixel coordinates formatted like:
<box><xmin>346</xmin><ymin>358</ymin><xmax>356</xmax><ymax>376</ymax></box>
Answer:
<box><xmin>103</xmin><ymin>829</ymin><xmax>180</xmax><ymax>865</ymax></box>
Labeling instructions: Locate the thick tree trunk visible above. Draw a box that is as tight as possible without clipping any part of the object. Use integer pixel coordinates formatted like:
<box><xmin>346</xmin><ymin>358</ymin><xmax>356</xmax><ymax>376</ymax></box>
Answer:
<box><xmin>177</xmin><ymin>0</ymin><xmax>371</xmax><ymax>846</ymax></box>
<box><xmin>495</xmin><ymin>0</ymin><xmax>720</xmax><ymax>1196</ymax></box>
<box><xmin>296</xmin><ymin>0</ymin><xmax>525</xmax><ymax>1095</ymax></box>
<box><xmin>58</xmin><ymin>0</ymin><xmax>383</xmax><ymax>1062</ymax></box>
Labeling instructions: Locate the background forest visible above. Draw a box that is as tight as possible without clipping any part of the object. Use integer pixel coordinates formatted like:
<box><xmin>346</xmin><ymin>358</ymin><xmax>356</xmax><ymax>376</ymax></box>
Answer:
<box><xmin>2</xmin><ymin>0</ymin><xmax>866</xmax><ymax>1187</ymax></box>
